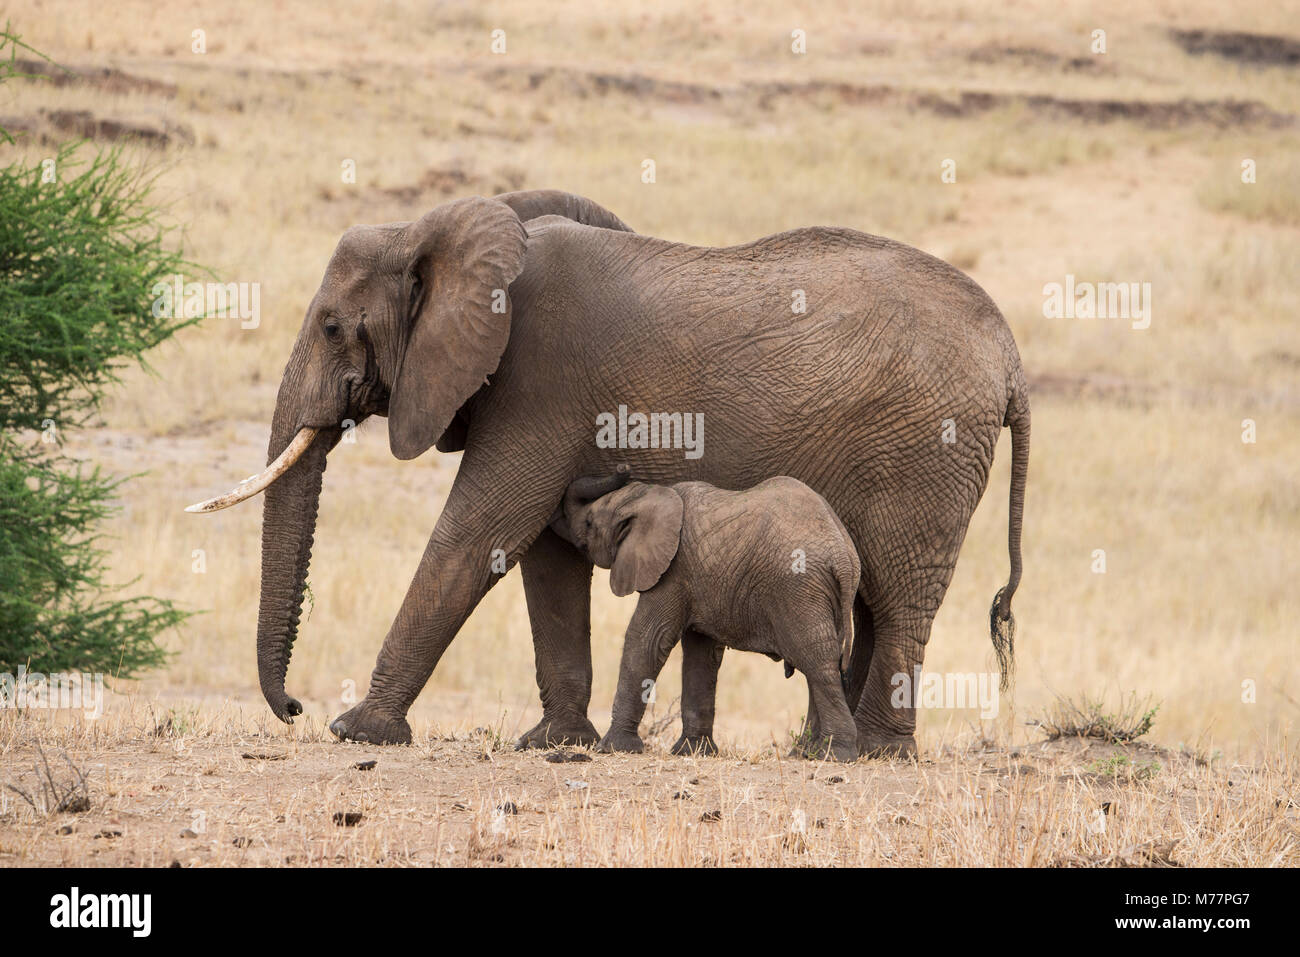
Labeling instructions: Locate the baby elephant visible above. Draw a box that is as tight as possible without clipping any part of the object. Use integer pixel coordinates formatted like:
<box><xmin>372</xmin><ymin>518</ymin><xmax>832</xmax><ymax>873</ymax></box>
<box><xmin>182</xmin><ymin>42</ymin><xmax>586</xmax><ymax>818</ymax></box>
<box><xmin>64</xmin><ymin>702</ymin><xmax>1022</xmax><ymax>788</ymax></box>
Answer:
<box><xmin>555</xmin><ymin>467</ymin><xmax>860</xmax><ymax>761</ymax></box>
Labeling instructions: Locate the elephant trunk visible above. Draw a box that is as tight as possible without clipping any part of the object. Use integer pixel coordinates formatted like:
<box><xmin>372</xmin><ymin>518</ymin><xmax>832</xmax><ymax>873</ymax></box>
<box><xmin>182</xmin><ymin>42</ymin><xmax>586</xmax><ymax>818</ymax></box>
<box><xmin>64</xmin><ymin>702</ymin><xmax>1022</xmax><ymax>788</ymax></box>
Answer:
<box><xmin>255</xmin><ymin>402</ymin><xmax>331</xmax><ymax>724</ymax></box>
<box><xmin>550</xmin><ymin>465</ymin><xmax>631</xmax><ymax>549</ymax></box>
<box><xmin>563</xmin><ymin>464</ymin><xmax>631</xmax><ymax>515</ymax></box>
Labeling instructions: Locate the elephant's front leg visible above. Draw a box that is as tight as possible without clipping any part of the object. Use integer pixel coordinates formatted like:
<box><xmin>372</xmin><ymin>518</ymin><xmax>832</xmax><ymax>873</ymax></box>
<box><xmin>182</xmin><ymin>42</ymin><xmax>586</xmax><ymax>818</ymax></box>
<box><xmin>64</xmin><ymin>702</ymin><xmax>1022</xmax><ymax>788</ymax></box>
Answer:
<box><xmin>515</xmin><ymin>527</ymin><xmax>600</xmax><ymax>749</ymax></box>
<box><xmin>672</xmin><ymin>629</ymin><xmax>723</xmax><ymax>756</ymax></box>
<box><xmin>329</xmin><ymin>459</ymin><xmax>555</xmax><ymax>745</ymax></box>
<box><xmin>597</xmin><ymin>593</ymin><xmax>688</xmax><ymax>754</ymax></box>
<box><xmin>328</xmin><ymin>532</ymin><xmax>496</xmax><ymax>744</ymax></box>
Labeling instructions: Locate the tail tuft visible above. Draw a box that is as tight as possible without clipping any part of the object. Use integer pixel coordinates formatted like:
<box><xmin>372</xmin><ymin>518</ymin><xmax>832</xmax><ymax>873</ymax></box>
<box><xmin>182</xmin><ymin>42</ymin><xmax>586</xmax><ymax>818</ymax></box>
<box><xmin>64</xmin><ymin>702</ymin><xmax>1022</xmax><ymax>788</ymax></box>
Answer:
<box><xmin>988</xmin><ymin>586</ymin><xmax>1016</xmax><ymax>693</ymax></box>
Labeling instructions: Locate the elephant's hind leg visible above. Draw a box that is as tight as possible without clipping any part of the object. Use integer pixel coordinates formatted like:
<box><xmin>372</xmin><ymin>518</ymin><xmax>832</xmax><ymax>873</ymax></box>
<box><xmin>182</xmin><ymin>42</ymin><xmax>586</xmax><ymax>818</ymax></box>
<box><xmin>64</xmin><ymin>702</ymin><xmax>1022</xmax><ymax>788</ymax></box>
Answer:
<box><xmin>848</xmin><ymin>482</ymin><xmax>981</xmax><ymax>760</ymax></box>
<box><xmin>808</xmin><ymin>674</ymin><xmax>858</xmax><ymax>762</ymax></box>
<box><xmin>844</xmin><ymin>593</ymin><xmax>923</xmax><ymax>757</ymax></box>
<box><xmin>789</xmin><ymin>684</ymin><xmax>822</xmax><ymax>758</ymax></box>
<box><xmin>785</xmin><ymin>624</ymin><xmax>858</xmax><ymax>761</ymax></box>
<box><xmin>515</xmin><ymin>527</ymin><xmax>600</xmax><ymax>749</ymax></box>
<box><xmin>853</xmin><ymin>605</ymin><xmax>929</xmax><ymax>759</ymax></box>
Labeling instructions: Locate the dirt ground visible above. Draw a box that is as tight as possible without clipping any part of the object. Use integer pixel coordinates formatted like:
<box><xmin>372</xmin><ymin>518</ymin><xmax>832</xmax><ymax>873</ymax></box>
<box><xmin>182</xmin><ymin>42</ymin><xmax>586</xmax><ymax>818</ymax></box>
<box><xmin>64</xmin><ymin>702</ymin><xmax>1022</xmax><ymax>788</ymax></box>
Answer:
<box><xmin>2</xmin><ymin>707</ymin><xmax>1296</xmax><ymax>867</ymax></box>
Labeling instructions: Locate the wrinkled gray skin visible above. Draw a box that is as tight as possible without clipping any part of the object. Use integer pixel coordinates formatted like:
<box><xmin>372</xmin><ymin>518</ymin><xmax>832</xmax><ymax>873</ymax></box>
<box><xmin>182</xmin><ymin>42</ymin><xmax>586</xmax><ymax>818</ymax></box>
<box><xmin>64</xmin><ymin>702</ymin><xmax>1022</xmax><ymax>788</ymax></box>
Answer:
<box><xmin>555</xmin><ymin>470</ymin><xmax>861</xmax><ymax>761</ymax></box>
<box><xmin>247</xmin><ymin>188</ymin><xmax>1029</xmax><ymax>757</ymax></box>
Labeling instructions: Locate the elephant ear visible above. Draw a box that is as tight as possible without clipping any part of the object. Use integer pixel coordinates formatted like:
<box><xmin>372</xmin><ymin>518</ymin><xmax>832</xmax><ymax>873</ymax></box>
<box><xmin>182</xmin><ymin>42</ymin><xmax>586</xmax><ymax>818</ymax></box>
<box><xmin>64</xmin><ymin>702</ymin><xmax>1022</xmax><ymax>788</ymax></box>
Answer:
<box><xmin>609</xmin><ymin>485</ymin><xmax>684</xmax><ymax>597</ymax></box>
<box><xmin>389</xmin><ymin>197</ymin><xmax>527</xmax><ymax>460</ymax></box>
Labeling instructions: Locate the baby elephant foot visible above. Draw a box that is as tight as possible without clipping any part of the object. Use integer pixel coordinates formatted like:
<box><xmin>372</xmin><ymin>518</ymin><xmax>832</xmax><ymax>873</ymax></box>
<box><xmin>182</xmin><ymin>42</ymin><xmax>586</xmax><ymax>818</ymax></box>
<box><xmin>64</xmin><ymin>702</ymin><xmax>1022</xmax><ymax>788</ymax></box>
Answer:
<box><xmin>329</xmin><ymin>703</ymin><xmax>412</xmax><ymax>745</ymax></box>
<box><xmin>670</xmin><ymin>733</ymin><xmax>718</xmax><ymax>757</ymax></box>
<box><xmin>596</xmin><ymin>728</ymin><xmax>645</xmax><ymax>754</ymax></box>
<box><xmin>514</xmin><ymin>712</ymin><xmax>600</xmax><ymax>750</ymax></box>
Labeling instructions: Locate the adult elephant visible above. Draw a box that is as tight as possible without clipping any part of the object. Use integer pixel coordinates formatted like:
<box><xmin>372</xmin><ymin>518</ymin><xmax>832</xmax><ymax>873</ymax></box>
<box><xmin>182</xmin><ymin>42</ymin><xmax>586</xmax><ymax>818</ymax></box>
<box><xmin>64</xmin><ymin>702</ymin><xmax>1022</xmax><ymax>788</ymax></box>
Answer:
<box><xmin>188</xmin><ymin>189</ymin><xmax>1029</xmax><ymax>757</ymax></box>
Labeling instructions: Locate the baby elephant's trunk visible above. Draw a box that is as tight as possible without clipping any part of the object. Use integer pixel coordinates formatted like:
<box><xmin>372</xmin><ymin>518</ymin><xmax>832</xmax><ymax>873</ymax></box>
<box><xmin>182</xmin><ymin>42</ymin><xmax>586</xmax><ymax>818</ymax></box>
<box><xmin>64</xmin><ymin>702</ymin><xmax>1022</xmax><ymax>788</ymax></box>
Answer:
<box><xmin>550</xmin><ymin>465</ymin><xmax>632</xmax><ymax>549</ymax></box>
<box><xmin>563</xmin><ymin>464</ymin><xmax>631</xmax><ymax>514</ymax></box>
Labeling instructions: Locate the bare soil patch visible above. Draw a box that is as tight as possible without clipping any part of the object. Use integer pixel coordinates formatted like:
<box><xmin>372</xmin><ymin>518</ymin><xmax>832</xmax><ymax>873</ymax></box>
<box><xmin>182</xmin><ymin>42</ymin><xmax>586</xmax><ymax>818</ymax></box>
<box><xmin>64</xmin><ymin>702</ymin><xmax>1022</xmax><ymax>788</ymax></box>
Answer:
<box><xmin>2</xmin><ymin>715</ymin><xmax>1295</xmax><ymax>867</ymax></box>
<box><xmin>13</xmin><ymin>57</ymin><xmax>178</xmax><ymax>97</ymax></box>
<box><xmin>1</xmin><ymin>107</ymin><xmax>194</xmax><ymax>147</ymax></box>
<box><xmin>1170</xmin><ymin>29</ymin><xmax>1300</xmax><ymax>67</ymax></box>
<box><xmin>481</xmin><ymin>63</ymin><xmax>1295</xmax><ymax>128</ymax></box>
<box><xmin>966</xmin><ymin>43</ymin><xmax>1106</xmax><ymax>73</ymax></box>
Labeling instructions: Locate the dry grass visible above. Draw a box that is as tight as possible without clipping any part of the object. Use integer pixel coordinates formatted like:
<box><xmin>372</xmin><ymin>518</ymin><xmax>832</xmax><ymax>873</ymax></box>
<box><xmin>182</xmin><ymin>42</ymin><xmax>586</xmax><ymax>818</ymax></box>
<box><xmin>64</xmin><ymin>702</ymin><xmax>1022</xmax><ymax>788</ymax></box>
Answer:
<box><xmin>1032</xmin><ymin>693</ymin><xmax>1161</xmax><ymax>743</ymax></box>
<box><xmin>1</xmin><ymin>0</ymin><xmax>1298</xmax><ymax>865</ymax></box>
<box><xmin>1198</xmin><ymin>150</ymin><xmax>1300</xmax><ymax>226</ymax></box>
<box><xmin>1</xmin><ymin>706</ymin><xmax>1296</xmax><ymax>867</ymax></box>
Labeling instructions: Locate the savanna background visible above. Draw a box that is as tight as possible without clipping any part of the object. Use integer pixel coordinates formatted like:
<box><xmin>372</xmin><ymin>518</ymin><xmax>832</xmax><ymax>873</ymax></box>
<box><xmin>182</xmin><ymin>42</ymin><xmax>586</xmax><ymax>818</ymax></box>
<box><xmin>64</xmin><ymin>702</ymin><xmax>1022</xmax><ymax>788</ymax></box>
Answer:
<box><xmin>0</xmin><ymin>0</ymin><xmax>1296</xmax><ymax>866</ymax></box>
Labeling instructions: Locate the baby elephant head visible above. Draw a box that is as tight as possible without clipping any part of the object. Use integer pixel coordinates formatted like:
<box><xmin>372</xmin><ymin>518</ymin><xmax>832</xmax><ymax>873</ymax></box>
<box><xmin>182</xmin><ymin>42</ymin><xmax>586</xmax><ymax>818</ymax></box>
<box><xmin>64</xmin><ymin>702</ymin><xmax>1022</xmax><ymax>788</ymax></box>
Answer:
<box><xmin>559</xmin><ymin>468</ymin><xmax>684</xmax><ymax>597</ymax></box>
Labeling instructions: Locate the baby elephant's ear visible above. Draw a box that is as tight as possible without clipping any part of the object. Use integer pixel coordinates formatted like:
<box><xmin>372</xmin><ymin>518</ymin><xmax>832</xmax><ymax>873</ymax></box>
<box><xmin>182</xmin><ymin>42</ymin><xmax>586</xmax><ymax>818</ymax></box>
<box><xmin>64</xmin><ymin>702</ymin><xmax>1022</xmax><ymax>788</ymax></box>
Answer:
<box><xmin>610</xmin><ymin>486</ymin><xmax>683</xmax><ymax>597</ymax></box>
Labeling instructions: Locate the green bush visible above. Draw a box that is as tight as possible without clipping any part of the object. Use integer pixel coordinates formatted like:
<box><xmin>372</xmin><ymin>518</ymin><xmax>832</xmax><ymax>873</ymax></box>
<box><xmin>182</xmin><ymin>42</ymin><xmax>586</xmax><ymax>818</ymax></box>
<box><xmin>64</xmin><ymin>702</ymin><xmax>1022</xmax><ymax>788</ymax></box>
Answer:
<box><xmin>0</xmin><ymin>31</ymin><xmax>199</xmax><ymax>677</ymax></box>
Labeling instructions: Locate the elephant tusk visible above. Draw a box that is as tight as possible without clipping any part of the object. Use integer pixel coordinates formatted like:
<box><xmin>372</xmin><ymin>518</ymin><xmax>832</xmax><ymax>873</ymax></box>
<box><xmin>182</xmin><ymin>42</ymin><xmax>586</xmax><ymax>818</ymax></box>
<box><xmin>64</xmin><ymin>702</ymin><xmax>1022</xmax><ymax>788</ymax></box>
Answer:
<box><xmin>185</xmin><ymin>428</ymin><xmax>319</xmax><ymax>513</ymax></box>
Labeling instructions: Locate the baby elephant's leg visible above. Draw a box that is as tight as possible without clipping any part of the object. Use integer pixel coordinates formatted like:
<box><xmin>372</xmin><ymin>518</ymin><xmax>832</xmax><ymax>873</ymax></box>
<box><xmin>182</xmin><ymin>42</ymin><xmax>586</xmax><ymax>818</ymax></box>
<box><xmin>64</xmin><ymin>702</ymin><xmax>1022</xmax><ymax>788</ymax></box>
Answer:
<box><xmin>785</xmin><ymin>624</ymin><xmax>857</xmax><ymax>761</ymax></box>
<box><xmin>673</xmin><ymin>629</ymin><xmax>724</xmax><ymax>756</ymax></box>
<box><xmin>789</xmin><ymin>684</ymin><xmax>823</xmax><ymax>758</ymax></box>
<box><xmin>597</xmin><ymin>594</ymin><xmax>687</xmax><ymax>754</ymax></box>
<box><xmin>804</xmin><ymin>665</ymin><xmax>858</xmax><ymax>761</ymax></box>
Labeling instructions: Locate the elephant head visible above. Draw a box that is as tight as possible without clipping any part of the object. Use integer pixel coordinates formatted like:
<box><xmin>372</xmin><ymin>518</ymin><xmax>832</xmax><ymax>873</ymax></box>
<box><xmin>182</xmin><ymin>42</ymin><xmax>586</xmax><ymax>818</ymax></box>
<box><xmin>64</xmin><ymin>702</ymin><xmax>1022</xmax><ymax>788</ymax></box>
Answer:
<box><xmin>185</xmin><ymin>190</ymin><xmax>631</xmax><ymax>724</ymax></box>
<box><xmin>560</xmin><ymin>470</ymin><xmax>684</xmax><ymax>597</ymax></box>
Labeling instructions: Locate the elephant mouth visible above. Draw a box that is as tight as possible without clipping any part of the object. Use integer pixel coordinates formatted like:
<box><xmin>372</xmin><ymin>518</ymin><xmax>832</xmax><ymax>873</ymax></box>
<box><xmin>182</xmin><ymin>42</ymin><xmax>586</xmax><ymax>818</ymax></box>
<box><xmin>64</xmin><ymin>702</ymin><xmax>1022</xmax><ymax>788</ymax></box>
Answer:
<box><xmin>352</xmin><ymin>384</ymin><xmax>390</xmax><ymax>419</ymax></box>
<box><xmin>335</xmin><ymin>374</ymin><xmax>390</xmax><ymax>424</ymax></box>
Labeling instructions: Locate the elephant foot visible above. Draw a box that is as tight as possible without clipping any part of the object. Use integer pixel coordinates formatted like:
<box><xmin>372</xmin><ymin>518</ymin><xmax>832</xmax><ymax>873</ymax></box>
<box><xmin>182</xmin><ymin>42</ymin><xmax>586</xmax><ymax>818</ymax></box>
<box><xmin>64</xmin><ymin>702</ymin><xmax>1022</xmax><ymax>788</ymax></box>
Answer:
<box><xmin>329</xmin><ymin>703</ymin><xmax>412</xmax><ymax>745</ymax></box>
<box><xmin>514</xmin><ymin>712</ymin><xmax>600</xmax><ymax>750</ymax></box>
<box><xmin>856</xmin><ymin>730</ymin><xmax>917</xmax><ymax>761</ymax></box>
<box><xmin>670</xmin><ymin>733</ymin><xmax>718</xmax><ymax>757</ymax></box>
<box><xmin>790</xmin><ymin>730</ymin><xmax>857</xmax><ymax>762</ymax></box>
<box><xmin>829</xmin><ymin>737</ymin><xmax>860</xmax><ymax>762</ymax></box>
<box><xmin>595</xmin><ymin>729</ymin><xmax>645</xmax><ymax>754</ymax></box>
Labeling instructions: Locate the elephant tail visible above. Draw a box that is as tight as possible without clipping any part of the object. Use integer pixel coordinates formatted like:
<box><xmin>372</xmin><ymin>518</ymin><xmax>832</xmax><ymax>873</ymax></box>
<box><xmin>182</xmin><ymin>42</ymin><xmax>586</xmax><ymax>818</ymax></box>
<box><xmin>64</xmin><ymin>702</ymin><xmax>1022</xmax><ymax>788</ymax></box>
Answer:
<box><xmin>989</xmin><ymin>361</ymin><xmax>1030</xmax><ymax>693</ymax></box>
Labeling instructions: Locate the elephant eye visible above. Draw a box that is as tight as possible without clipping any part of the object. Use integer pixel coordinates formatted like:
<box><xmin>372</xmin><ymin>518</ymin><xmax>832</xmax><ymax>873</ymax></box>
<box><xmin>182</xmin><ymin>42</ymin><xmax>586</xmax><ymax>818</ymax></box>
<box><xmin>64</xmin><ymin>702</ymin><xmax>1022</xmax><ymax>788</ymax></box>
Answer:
<box><xmin>323</xmin><ymin>320</ymin><xmax>342</xmax><ymax>341</ymax></box>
